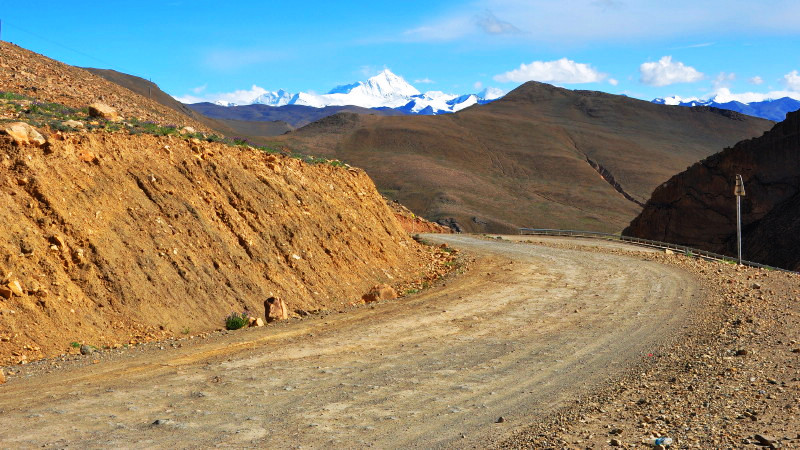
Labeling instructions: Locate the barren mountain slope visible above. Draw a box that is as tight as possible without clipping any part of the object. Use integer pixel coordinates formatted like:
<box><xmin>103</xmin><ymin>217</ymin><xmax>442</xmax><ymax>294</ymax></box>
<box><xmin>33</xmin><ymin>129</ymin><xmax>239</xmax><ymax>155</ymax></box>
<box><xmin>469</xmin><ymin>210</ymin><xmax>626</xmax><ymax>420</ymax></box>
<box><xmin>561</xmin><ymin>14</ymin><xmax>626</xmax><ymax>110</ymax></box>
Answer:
<box><xmin>0</xmin><ymin>130</ymin><xmax>436</xmax><ymax>365</ymax></box>
<box><xmin>624</xmin><ymin>110</ymin><xmax>800</xmax><ymax>269</ymax></box>
<box><xmin>0</xmin><ymin>42</ymin><xmax>207</xmax><ymax>131</ymax></box>
<box><xmin>274</xmin><ymin>82</ymin><xmax>773</xmax><ymax>233</ymax></box>
<box><xmin>83</xmin><ymin>68</ymin><xmax>293</xmax><ymax>141</ymax></box>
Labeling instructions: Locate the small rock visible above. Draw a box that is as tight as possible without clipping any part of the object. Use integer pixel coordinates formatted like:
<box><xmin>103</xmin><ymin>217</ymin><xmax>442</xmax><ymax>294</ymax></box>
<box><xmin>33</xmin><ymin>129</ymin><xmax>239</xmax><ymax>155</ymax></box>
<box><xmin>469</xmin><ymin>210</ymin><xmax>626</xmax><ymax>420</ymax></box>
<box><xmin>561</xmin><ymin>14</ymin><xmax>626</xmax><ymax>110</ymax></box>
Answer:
<box><xmin>62</xmin><ymin>120</ymin><xmax>84</xmax><ymax>128</ymax></box>
<box><xmin>0</xmin><ymin>369</ymin><xmax>5</xmax><ymax>384</ymax></box>
<box><xmin>180</xmin><ymin>126</ymin><xmax>196</xmax><ymax>134</ymax></box>
<box><xmin>752</xmin><ymin>283</ymin><xmax>762</xmax><ymax>289</ymax></box>
<box><xmin>496</xmin><ymin>416</ymin><xmax>505</xmax><ymax>423</ymax></box>
<box><xmin>362</xmin><ymin>283</ymin><xmax>398</xmax><ymax>303</ymax></box>
<box><xmin>610</xmin><ymin>438</ymin><xmax>621</xmax><ymax>446</ymax></box>
<box><xmin>2</xmin><ymin>122</ymin><xmax>47</xmax><ymax>147</ymax></box>
<box><xmin>754</xmin><ymin>434</ymin><xmax>777</xmax><ymax>447</ymax></box>
<box><xmin>735</xmin><ymin>349</ymin><xmax>748</xmax><ymax>356</ymax></box>
<box><xmin>248</xmin><ymin>317</ymin><xmax>265</xmax><ymax>327</ymax></box>
<box><xmin>0</xmin><ymin>286</ymin><xmax>12</xmax><ymax>300</ymax></box>
<box><xmin>80</xmin><ymin>344</ymin><xmax>95</xmax><ymax>355</ymax></box>
<box><xmin>88</xmin><ymin>103</ymin><xmax>121</xmax><ymax>121</ymax></box>
<box><xmin>19</xmin><ymin>240</ymin><xmax>34</xmax><ymax>255</ymax></box>
<box><xmin>664</xmin><ymin>249</ymin><xmax>674</xmax><ymax>255</ymax></box>
<box><xmin>151</xmin><ymin>419</ymin><xmax>171</xmax><ymax>426</ymax></box>
<box><xmin>7</xmin><ymin>279</ymin><xmax>24</xmax><ymax>297</ymax></box>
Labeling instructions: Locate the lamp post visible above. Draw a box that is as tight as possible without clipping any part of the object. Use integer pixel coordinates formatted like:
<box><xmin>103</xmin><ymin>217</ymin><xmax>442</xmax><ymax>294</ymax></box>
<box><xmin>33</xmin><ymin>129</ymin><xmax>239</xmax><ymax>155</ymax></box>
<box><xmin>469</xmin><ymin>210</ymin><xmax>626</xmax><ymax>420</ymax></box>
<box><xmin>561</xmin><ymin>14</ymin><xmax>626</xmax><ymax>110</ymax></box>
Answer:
<box><xmin>734</xmin><ymin>174</ymin><xmax>746</xmax><ymax>264</ymax></box>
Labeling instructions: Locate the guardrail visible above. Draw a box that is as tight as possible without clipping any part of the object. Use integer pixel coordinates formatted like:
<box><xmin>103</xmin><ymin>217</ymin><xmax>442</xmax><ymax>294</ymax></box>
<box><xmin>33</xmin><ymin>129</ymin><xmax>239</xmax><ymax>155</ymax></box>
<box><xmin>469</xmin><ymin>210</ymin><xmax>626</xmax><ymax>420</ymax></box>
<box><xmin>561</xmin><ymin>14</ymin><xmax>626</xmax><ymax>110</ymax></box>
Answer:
<box><xmin>518</xmin><ymin>228</ymin><xmax>795</xmax><ymax>273</ymax></box>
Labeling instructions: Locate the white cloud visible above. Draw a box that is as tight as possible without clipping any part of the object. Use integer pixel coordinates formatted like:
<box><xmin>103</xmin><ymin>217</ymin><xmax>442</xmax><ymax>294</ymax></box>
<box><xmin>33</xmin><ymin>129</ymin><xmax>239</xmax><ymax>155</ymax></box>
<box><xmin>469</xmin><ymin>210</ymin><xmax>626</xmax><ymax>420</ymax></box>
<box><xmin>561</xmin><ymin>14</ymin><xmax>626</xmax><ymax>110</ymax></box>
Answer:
<box><xmin>493</xmin><ymin>58</ymin><xmax>606</xmax><ymax>84</ymax></box>
<box><xmin>415</xmin><ymin>78</ymin><xmax>435</xmax><ymax>84</ymax></box>
<box><xmin>473</xmin><ymin>81</ymin><xmax>483</xmax><ymax>90</ymax></box>
<box><xmin>191</xmin><ymin>84</ymin><xmax>207</xmax><ymax>94</ymax></box>
<box><xmin>173</xmin><ymin>84</ymin><xmax>268</xmax><ymax>105</ymax></box>
<box><xmin>712</xmin><ymin>72</ymin><xmax>735</xmax><ymax>90</ymax></box>
<box><xmin>749</xmin><ymin>76</ymin><xmax>764</xmax><ymax>85</ymax></box>
<box><xmin>608</xmin><ymin>78</ymin><xmax>619</xmax><ymax>86</ymax></box>
<box><xmin>784</xmin><ymin>70</ymin><xmax>800</xmax><ymax>91</ymax></box>
<box><xmin>711</xmin><ymin>88</ymin><xmax>800</xmax><ymax>104</ymax></box>
<box><xmin>475</xmin><ymin>10</ymin><xmax>520</xmax><ymax>34</ymax></box>
<box><xmin>639</xmin><ymin>56</ymin><xmax>704</xmax><ymax>87</ymax></box>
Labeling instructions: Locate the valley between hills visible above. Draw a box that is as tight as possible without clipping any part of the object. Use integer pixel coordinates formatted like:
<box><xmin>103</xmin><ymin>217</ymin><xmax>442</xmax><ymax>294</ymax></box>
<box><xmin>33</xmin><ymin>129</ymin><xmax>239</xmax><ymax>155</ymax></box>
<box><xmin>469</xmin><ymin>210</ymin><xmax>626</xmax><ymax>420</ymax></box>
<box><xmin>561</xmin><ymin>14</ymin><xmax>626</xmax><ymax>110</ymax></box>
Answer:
<box><xmin>1</xmin><ymin>40</ymin><xmax>800</xmax><ymax>449</ymax></box>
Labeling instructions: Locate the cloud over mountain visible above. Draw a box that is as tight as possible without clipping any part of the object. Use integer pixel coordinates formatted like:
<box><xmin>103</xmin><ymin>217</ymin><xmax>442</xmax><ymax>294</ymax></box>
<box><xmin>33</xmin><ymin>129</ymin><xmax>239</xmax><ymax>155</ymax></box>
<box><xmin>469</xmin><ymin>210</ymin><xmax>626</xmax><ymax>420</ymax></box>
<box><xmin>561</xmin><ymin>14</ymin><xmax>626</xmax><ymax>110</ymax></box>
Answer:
<box><xmin>639</xmin><ymin>56</ymin><xmax>703</xmax><ymax>87</ymax></box>
<box><xmin>493</xmin><ymin>58</ymin><xmax>606</xmax><ymax>84</ymax></box>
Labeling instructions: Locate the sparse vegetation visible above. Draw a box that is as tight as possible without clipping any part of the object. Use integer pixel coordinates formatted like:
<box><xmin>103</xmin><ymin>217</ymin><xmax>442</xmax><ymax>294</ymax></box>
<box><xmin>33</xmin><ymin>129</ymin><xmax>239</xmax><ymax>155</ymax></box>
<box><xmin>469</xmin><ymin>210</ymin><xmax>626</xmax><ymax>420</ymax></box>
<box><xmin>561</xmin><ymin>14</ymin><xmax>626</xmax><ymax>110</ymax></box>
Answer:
<box><xmin>70</xmin><ymin>341</ymin><xmax>81</xmax><ymax>348</ymax></box>
<box><xmin>0</xmin><ymin>91</ymin><xmax>350</xmax><ymax>167</ymax></box>
<box><xmin>181</xmin><ymin>326</ymin><xmax>190</xmax><ymax>335</ymax></box>
<box><xmin>405</xmin><ymin>288</ymin><xmax>419</xmax><ymax>295</ymax></box>
<box><xmin>225</xmin><ymin>311</ymin><xmax>250</xmax><ymax>330</ymax></box>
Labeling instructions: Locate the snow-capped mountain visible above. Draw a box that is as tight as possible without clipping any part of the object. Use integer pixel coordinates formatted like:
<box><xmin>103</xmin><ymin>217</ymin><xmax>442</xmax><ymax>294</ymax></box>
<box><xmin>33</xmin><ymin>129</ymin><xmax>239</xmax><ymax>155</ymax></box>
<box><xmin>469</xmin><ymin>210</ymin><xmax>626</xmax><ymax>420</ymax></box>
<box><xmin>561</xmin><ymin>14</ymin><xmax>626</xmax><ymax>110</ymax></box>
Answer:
<box><xmin>653</xmin><ymin>93</ymin><xmax>800</xmax><ymax>122</ymax></box>
<box><xmin>207</xmin><ymin>70</ymin><xmax>503</xmax><ymax>115</ymax></box>
<box><xmin>252</xmin><ymin>89</ymin><xmax>293</xmax><ymax>106</ymax></box>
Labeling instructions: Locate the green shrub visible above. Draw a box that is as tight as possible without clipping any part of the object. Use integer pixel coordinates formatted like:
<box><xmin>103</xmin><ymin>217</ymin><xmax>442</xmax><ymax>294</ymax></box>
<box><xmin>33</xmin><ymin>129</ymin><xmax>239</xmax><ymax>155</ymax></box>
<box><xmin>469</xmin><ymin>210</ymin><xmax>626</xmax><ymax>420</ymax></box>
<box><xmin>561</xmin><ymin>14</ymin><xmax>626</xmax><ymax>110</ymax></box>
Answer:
<box><xmin>225</xmin><ymin>311</ymin><xmax>250</xmax><ymax>330</ymax></box>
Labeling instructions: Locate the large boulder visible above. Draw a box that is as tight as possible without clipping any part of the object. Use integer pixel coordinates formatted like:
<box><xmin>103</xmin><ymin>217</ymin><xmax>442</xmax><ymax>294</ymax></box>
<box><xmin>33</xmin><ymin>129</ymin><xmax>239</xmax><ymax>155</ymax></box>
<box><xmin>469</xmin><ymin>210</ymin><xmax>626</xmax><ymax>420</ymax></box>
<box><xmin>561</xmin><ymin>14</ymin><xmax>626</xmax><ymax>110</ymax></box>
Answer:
<box><xmin>362</xmin><ymin>283</ymin><xmax>398</xmax><ymax>303</ymax></box>
<box><xmin>2</xmin><ymin>122</ymin><xmax>47</xmax><ymax>147</ymax></box>
<box><xmin>264</xmin><ymin>296</ymin><xmax>288</xmax><ymax>322</ymax></box>
<box><xmin>88</xmin><ymin>102</ymin><xmax>121</xmax><ymax>122</ymax></box>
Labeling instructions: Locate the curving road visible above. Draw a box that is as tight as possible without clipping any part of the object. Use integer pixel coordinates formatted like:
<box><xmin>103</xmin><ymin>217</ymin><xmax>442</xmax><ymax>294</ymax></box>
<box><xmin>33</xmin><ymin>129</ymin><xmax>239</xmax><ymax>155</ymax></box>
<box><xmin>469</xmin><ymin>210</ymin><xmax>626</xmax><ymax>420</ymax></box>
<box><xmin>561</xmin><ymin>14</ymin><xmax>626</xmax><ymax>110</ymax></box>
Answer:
<box><xmin>0</xmin><ymin>235</ymin><xmax>700</xmax><ymax>448</ymax></box>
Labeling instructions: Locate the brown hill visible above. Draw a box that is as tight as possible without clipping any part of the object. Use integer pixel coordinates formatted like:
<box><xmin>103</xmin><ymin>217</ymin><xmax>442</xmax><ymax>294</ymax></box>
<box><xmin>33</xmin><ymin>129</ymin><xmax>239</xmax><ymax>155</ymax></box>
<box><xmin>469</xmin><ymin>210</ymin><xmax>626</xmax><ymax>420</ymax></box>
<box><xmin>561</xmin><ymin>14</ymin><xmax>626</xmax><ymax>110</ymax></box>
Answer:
<box><xmin>273</xmin><ymin>82</ymin><xmax>773</xmax><ymax>233</ymax></box>
<box><xmin>0</xmin><ymin>127</ymin><xmax>441</xmax><ymax>364</ymax></box>
<box><xmin>83</xmin><ymin>68</ymin><xmax>293</xmax><ymax>141</ymax></box>
<box><xmin>624</xmin><ymin>110</ymin><xmax>800</xmax><ymax>270</ymax></box>
<box><xmin>0</xmin><ymin>42</ymin><xmax>207</xmax><ymax>132</ymax></box>
<box><xmin>188</xmin><ymin>102</ymin><xmax>406</xmax><ymax>129</ymax></box>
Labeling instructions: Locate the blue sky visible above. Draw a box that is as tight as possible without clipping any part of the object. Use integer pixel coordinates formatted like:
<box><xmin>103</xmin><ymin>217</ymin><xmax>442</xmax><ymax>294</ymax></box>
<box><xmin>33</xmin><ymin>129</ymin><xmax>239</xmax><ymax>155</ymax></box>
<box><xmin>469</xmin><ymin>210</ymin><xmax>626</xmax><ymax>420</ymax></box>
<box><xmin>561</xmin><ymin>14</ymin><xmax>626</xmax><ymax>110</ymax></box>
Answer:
<box><xmin>2</xmin><ymin>0</ymin><xmax>799</xmax><ymax>104</ymax></box>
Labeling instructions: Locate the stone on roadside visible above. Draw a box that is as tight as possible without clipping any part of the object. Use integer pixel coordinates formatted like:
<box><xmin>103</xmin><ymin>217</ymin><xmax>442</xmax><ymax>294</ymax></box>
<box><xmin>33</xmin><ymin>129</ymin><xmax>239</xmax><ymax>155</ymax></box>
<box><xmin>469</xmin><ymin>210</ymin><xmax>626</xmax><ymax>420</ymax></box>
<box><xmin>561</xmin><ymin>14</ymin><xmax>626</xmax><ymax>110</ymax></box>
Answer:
<box><xmin>0</xmin><ymin>285</ymin><xmax>12</xmax><ymax>299</ymax></box>
<box><xmin>362</xmin><ymin>283</ymin><xmax>398</xmax><ymax>303</ymax></box>
<box><xmin>80</xmin><ymin>344</ymin><xmax>95</xmax><ymax>355</ymax></box>
<box><xmin>664</xmin><ymin>249</ymin><xmax>674</xmax><ymax>255</ymax></box>
<box><xmin>248</xmin><ymin>317</ymin><xmax>265</xmax><ymax>327</ymax></box>
<box><xmin>754</xmin><ymin>434</ymin><xmax>777</xmax><ymax>447</ymax></box>
<box><xmin>2</xmin><ymin>122</ymin><xmax>47</xmax><ymax>147</ymax></box>
<box><xmin>88</xmin><ymin>102</ymin><xmax>121</xmax><ymax>122</ymax></box>
<box><xmin>264</xmin><ymin>296</ymin><xmax>289</xmax><ymax>322</ymax></box>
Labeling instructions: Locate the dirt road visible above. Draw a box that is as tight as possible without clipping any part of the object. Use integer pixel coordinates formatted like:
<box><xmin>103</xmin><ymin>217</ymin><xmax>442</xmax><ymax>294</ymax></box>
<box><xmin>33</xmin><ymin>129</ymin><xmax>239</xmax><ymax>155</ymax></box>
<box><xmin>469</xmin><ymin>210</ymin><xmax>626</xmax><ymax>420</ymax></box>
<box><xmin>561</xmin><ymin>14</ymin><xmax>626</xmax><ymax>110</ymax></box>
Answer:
<box><xmin>0</xmin><ymin>235</ymin><xmax>700</xmax><ymax>448</ymax></box>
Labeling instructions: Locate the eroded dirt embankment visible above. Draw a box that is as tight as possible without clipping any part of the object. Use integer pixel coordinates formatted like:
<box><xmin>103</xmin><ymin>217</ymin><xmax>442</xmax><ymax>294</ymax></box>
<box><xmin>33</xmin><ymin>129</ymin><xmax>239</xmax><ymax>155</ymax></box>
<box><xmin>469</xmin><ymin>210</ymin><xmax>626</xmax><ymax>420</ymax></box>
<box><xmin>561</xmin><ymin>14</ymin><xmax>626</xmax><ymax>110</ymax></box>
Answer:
<box><xmin>0</xmin><ymin>131</ymin><xmax>436</xmax><ymax>364</ymax></box>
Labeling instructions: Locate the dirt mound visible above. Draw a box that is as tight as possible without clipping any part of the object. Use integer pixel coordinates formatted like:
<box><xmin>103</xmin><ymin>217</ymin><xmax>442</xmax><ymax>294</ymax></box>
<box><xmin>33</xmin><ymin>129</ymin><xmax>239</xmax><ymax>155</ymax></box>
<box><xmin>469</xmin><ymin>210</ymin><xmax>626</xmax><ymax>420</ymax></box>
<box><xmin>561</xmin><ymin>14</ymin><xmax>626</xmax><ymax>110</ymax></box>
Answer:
<box><xmin>276</xmin><ymin>82</ymin><xmax>772</xmax><ymax>233</ymax></box>
<box><xmin>0</xmin><ymin>42</ymin><xmax>207</xmax><ymax>131</ymax></box>
<box><xmin>624</xmin><ymin>110</ymin><xmax>800</xmax><ymax>269</ymax></box>
<box><xmin>0</xmin><ymin>128</ymin><xmax>438</xmax><ymax>365</ymax></box>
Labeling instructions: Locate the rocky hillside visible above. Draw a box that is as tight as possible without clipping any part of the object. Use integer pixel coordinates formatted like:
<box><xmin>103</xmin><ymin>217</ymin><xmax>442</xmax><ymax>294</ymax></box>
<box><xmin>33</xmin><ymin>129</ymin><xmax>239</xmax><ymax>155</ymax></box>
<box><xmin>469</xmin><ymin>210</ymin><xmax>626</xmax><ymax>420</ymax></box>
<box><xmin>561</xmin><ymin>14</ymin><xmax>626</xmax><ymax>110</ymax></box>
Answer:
<box><xmin>0</xmin><ymin>42</ymin><xmax>207</xmax><ymax>131</ymax></box>
<box><xmin>624</xmin><ymin>110</ymin><xmax>800</xmax><ymax>270</ymax></box>
<box><xmin>274</xmin><ymin>82</ymin><xmax>773</xmax><ymax>233</ymax></box>
<box><xmin>0</xmin><ymin>119</ymin><xmax>442</xmax><ymax>365</ymax></box>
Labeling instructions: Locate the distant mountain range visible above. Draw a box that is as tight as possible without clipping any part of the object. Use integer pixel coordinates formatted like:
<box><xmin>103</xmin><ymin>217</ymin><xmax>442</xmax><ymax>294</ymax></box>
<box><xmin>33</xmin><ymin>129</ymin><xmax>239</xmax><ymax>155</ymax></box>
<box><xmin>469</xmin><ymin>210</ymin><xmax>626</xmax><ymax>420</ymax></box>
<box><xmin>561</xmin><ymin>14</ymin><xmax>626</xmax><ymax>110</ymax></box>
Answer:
<box><xmin>195</xmin><ymin>69</ymin><xmax>504</xmax><ymax>115</ymax></box>
<box><xmin>652</xmin><ymin>94</ymin><xmax>800</xmax><ymax>122</ymax></box>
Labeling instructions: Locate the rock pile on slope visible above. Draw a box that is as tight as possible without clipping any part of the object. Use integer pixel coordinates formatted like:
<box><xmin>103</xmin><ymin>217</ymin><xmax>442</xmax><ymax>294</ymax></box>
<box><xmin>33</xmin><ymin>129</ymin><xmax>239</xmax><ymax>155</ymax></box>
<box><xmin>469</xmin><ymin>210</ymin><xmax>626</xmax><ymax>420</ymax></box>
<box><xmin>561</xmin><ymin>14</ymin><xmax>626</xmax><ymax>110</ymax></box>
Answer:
<box><xmin>0</xmin><ymin>41</ymin><xmax>207</xmax><ymax>131</ymax></box>
<box><xmin>624</xmin><ymin>110</ymin><xmax>800</xmax><ymax>269</ymax></box>
<box><xmin>0</xmin><ymin>126</ymin><xmax>439</xmax><ymax>365</ymax></box>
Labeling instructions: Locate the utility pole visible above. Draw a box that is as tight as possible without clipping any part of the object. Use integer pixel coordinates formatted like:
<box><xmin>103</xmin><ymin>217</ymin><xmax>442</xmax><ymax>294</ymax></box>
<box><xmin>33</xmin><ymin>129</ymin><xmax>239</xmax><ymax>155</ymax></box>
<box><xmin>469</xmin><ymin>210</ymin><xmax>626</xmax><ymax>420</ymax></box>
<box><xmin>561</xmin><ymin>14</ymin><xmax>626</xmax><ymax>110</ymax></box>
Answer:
<box><xmin>734</xmin><ymin>174</ymin><xmax>746</xmax><ymax>264</ymax></box>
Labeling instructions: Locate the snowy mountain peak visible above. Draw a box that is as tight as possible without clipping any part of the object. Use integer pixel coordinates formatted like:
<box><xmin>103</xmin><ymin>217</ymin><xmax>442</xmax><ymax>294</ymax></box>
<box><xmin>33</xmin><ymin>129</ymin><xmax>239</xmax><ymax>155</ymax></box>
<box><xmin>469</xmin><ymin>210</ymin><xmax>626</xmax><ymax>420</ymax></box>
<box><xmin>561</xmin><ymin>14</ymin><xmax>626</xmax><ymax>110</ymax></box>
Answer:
<box><xmin>252</xmin><ymin>89</ymin><xmax>293</xmax><ymax>106</ymax></box>
<box><xmin>194</xmin><ymin>70</ymin><xmax>505</xmax><ymax>114</ymax></box>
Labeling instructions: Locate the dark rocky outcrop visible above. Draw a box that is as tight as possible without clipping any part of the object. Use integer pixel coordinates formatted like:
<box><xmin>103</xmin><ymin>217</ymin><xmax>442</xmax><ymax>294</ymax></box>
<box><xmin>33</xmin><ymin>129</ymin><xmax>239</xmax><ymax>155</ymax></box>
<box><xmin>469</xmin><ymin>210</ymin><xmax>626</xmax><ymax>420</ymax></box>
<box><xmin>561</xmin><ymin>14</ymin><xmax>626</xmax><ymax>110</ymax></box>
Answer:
<box><xmin>624</xmin><ymin>110</ymin><xmax>800</xmax><ymax>269</ymax></box>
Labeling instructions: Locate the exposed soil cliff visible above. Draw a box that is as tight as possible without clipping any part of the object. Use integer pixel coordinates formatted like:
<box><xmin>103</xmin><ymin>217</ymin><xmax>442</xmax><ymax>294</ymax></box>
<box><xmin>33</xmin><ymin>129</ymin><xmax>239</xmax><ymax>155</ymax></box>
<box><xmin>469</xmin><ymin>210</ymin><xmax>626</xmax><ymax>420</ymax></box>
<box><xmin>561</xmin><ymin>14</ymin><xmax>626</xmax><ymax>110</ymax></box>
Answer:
<box><xmin>624</xmin><ymin>110</ymin><xmax>800</xmax><ymax>269</ymax></box>
<box><xmin>0</xmin><ymin>129</ymin><xmax>436</xmax><ymax>364</ymax></box>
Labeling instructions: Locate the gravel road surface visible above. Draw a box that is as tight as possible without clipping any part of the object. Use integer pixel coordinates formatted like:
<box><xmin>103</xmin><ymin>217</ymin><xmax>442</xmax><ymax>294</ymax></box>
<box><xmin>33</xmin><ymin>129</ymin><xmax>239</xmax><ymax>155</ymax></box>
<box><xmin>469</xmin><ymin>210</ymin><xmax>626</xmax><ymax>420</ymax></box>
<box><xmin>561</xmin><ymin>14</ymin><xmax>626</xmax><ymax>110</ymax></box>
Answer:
<box><xmin>0</xmin><ymin>235</ymin><xmax>700</xmax><ymax>448</ymax></box>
